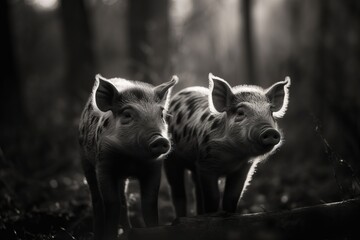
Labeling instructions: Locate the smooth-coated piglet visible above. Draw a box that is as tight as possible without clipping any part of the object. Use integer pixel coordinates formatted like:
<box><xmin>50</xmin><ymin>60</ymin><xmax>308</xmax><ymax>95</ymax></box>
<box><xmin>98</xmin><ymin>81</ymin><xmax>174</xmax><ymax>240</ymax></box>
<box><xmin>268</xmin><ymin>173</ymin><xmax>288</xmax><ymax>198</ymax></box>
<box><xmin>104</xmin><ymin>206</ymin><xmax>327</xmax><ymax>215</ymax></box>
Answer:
<box><xmin>79</xmin><ymin>74</ymin><xmax>178</xmax><ymax>240</ymax></box>
<box><xmin>165</xmin><ymin>73</ymin><xmax>290</xmax><ymax>216</ymax></box>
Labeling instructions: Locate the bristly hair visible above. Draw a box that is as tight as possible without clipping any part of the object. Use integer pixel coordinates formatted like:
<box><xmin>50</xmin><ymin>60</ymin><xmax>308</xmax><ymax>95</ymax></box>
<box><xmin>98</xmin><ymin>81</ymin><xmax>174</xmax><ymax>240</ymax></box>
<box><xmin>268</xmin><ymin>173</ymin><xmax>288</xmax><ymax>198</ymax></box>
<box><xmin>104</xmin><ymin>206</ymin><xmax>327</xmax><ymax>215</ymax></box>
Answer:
<box><xmin>208</xmin><ymin>73</ymin><xmax>233</xmax><ymax>115</ymax></box>
<box><xmin>92</xmin><ymin>74</ymin><xmax>138</xmax><ymax>115</ymax></box>
<box><xmin>270</xmin><ymin>76</ymin><xmax>291</xmax><ymax>119</ymax></box>
<box><xmin>208</xmin><ymin>73</ymin><xmax>291</xmax><ymax>119</ymax></box>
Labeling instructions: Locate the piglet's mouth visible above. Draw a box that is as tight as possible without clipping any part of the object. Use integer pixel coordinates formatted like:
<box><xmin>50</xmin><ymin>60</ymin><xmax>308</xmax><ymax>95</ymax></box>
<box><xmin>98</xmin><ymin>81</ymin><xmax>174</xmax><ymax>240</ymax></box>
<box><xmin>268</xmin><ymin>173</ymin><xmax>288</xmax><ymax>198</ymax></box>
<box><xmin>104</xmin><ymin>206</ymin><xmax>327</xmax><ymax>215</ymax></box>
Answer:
<box><xmin>148</xmin><ymin>134</ymin><xmax>171</xmax><ymax>157</ymax></box>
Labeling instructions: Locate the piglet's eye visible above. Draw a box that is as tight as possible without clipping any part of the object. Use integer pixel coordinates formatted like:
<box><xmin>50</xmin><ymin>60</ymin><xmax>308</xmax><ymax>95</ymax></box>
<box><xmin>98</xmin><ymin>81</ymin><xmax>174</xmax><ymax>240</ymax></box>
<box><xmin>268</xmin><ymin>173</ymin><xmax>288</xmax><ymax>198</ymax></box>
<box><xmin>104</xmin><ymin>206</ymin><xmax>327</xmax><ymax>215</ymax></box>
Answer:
<box><xmin>235</xmin><ymin>109</ymin><xmax>246</xmax><ymax>121</ymax></box>
<box><xmin>237</xmin><ymin>110</ymin><xmax>245</xmax><ymax>116</ymax></box>
<box><xmin>120</xmin><ymin>109</ymin><xmax>133</xmax><ymax>124</ymax></box>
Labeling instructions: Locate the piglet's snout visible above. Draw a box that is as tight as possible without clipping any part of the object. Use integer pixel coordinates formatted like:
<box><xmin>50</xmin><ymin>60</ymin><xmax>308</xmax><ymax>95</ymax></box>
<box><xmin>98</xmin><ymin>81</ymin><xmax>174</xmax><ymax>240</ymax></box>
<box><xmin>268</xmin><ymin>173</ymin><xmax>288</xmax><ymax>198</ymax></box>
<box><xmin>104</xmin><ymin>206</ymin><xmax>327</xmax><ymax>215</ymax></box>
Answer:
<box><xmin>149</xmin><ymin>135</ymin><xmax>170</xmax><ymax>156</ymax></box>
<box><xmin>259</xmin><ymin>128</ymin><xmax>280</xmax><ymax>147</ymax></box>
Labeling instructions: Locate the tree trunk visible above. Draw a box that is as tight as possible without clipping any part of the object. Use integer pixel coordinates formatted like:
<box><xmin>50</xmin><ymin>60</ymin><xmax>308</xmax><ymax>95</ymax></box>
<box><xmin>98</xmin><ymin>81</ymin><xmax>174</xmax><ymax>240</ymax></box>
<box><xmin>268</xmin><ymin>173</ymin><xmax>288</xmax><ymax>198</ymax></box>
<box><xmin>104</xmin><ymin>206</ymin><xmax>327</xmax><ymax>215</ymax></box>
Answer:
<box><xmin>127</xmin><ymin>0</ymin><xmax>170</xmax><ymax>84</ymax></box>
<box><xmin>129</xmin><ymin>198</ymin><xmax>360</xmax><ymax>240</ymax></box>
<box><xmin>241</xmin><ymin>0</ymin><xmax>256</xmax><ymax>84</ymax></box>
<box><xmin>59</xmin><ymin>0</ymin><xmax>96</xmax><ymax>101</ymax></box>
<box><xmin>0</xmin><ymin>0</ymin><xmax>26</xmax><ymax>165</ymax></box>
<box><xmin>0</xmin><ymin>0</ymin><xmax>24</xmax><ymax>126</ymax></box>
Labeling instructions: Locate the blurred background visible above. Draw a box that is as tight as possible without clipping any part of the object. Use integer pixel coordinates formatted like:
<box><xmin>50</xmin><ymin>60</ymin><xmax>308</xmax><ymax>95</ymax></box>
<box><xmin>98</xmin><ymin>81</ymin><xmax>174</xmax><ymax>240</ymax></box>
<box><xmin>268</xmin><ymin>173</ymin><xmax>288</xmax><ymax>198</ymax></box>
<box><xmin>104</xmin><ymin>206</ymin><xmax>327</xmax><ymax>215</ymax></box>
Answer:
<box><xmin>0</xmin><ymin>0</ymin><xmax>359</xmax><ymax>239</ymax></box>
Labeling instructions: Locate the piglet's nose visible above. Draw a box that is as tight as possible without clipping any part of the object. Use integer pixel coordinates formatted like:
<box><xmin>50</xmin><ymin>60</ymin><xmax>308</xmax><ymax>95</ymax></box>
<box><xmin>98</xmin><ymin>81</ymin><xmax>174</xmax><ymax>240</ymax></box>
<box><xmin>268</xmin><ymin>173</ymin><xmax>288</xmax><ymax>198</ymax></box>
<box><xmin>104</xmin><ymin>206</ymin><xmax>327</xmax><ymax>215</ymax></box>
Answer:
<box><xmin>149</xmin><ymin>136</ymin><xmax>170</xmax><ymax>156</ymax></box>
<box><xmin>259</xmin><ymin>128</ymin><xmax>280</xmax><ymax>146</ymax></box>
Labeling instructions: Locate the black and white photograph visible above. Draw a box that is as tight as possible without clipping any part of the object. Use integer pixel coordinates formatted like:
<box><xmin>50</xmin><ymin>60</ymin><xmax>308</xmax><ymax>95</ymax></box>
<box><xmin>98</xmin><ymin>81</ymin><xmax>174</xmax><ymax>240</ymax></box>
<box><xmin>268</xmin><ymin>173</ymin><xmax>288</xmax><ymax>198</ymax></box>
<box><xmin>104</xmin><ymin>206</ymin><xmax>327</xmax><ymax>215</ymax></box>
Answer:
<box><xmin>1</xmin><ymin>0</ymin><xmax>359</xmax><ymax>239</ymax></box>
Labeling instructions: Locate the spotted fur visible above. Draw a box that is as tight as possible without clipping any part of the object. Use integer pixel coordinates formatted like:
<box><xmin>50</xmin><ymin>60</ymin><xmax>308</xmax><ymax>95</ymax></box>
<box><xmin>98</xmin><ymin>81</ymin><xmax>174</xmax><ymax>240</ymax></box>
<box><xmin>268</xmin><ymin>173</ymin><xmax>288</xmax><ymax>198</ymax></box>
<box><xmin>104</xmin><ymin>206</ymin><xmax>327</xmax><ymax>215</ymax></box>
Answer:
<box><xmin>165</xmin><ymin>73</ymin><xmax>290</xmax><ymax>216</ymax></box>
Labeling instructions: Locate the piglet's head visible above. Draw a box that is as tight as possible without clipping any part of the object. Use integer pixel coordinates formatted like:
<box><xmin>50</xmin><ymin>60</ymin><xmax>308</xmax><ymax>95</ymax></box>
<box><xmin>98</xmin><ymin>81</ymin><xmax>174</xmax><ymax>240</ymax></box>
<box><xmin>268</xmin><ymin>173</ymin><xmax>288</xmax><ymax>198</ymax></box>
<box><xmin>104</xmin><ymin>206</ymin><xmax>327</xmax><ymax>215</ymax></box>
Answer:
<box><xmin>208</xmin><ymin>73</ymin><xmax>290</xmax><ymax>157</ymax></box>
<box><xmin>93</xmin><ymin>74</ymin><xmax>178</xmax><ymax>160</ymax></box>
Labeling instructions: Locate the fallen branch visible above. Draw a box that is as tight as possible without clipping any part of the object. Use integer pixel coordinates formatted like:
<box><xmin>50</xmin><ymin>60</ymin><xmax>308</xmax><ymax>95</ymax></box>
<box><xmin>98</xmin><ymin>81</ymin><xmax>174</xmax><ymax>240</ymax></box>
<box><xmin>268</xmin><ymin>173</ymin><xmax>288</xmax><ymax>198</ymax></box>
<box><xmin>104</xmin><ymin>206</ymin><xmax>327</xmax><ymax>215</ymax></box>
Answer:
<box><xmin>129</xmin><ymin>198</ymin><xmax>360</xmax><ymax>240</ymax></box>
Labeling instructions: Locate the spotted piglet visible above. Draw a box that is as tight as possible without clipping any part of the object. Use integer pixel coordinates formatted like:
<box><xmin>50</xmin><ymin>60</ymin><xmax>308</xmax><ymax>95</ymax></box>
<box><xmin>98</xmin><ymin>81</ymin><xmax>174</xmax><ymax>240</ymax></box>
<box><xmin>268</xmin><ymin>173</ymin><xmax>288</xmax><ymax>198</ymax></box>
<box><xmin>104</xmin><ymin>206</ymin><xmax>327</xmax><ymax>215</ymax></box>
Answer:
<box><xmin>79</xmin><ymin>74</ymin><xmax>178</xmax><ymax>240</ymax></box>
<box><xmin>165</xmin><ymin>73</ymin><xmax>290</xmax><ymax>217</ymax></box>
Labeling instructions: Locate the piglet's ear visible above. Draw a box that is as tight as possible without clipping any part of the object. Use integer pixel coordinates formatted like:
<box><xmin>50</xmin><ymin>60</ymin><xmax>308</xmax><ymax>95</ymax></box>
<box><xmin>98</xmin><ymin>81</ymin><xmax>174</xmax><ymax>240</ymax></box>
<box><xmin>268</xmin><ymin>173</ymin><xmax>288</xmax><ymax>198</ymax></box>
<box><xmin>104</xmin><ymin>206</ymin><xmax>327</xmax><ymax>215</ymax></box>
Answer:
<box><xmin>265</xmin><ymin>76</ymin><xmax>291</xmax><ymax>118</ymax></box>
<box><xmin>208</xmin><ymin>73</ymin><xmax>234</xmax><ymax>114</ymax></box>
<box><xmin>95</xmin><ymin>74</ymin><xmax>119</xmax><ymax>112</ymax></box>
<box><xmin>154</xmin><ymin>75</ymin><xmax>179</xmax><ymax>109</ymax></box>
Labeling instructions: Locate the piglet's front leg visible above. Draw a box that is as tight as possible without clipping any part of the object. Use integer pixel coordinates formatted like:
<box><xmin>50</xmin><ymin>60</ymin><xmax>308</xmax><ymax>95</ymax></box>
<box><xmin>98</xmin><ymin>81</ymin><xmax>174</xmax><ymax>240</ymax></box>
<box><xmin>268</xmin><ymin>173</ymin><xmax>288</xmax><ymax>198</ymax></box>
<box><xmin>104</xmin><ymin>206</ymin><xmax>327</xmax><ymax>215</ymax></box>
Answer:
<box><xmin>198</xmin><ymin>169</ymin><xmax>220</xmax><ymax>214</ymax></box>
<box><xmin>138</xmin><ymin>162</ymin><xmax>162</xmax><ymax>227</ymax></box>
<box><xmin>97</xmin><ymin>162</ymin><xmax>121</xmax><ymax>240</ymax></box>
<box><xmin>222</xmin><ymin>162</ymin><xmax>252</xmax><ymax>213</ymax></box>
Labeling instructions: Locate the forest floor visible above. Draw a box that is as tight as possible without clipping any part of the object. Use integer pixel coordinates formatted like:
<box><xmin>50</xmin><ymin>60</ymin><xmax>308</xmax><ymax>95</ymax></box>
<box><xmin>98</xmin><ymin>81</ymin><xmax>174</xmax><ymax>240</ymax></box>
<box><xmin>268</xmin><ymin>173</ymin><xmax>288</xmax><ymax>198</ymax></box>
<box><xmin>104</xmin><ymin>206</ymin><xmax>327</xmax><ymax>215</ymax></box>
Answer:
<box><xmin>1</xmin><ymin>164</ymin><xmax>359</xmax><ymax>240</ymax></box>
<box><xmin>0</xmin><ymin>168</ymin><xmax>93</xmax><ymax>240</ymax></box>
<box><xmin>1</xmin><ymin>128</ymin><xmax>359</xmax><ymax>240</ymax></box>
<box><xmin>0</xmin><ymin>164</ymin><xmax>179</xmax><ymax>240</ymax></box>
